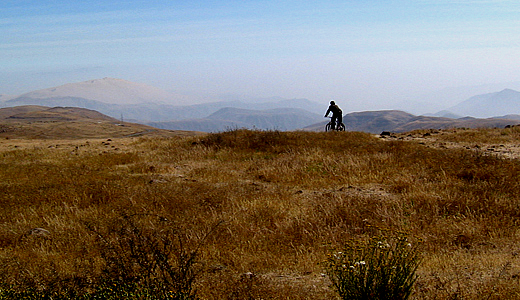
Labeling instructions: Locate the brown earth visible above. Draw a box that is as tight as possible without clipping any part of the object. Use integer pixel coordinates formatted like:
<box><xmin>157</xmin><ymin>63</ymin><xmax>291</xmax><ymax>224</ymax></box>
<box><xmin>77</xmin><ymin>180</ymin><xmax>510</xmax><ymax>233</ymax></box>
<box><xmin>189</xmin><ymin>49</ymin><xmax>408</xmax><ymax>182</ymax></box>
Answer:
<box><xmin>379</xmin><ymin>127</ymin><xmax>520</xmax><ymax>160</ymax></box>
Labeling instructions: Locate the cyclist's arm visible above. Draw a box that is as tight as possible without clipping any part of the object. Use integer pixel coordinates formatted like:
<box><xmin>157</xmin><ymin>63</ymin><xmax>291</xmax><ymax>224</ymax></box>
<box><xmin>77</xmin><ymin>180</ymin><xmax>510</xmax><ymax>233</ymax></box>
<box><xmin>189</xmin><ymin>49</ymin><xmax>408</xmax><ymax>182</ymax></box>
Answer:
<box><xmin>324</xmin><ymin>107</ymin><xmax>331</xmax><ymax>117</ymax></box>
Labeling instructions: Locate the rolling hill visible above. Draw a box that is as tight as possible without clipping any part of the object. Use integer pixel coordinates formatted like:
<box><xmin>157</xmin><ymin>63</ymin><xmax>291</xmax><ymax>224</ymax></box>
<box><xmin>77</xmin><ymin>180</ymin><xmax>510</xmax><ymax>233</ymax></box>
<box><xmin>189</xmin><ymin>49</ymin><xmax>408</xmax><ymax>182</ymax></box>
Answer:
<box><xmin>304</xmin><ymin>110</ymin><xmax>520</xmax><ymax>133</ymax></box>
<box><xmin>6</xmin><ymin>106</ymin><xmax>119</xmax><ymax>122</ymax></box>
<box><xmin>6</xmin><ymin>78</ymin><xmax>520</xmax><ymax>133</ymax></box>
<box><xmin>4</xmin><ymin>105</ymin><xmax>518</xmax><ymax>137</ymax></box>
<box><xmin>0</xmin><ymin>106</ymin><xmax>201</xmax><ymax>139</ymax></box>
<box><xmin>2</xmin><ymin>78</ymin><xmax>192</xmax><ymax>123</ymax></box>
<box><xmin>0</xmin><ymin>105</ymin><xmax>48</xmax><ymax>120</ymax></box>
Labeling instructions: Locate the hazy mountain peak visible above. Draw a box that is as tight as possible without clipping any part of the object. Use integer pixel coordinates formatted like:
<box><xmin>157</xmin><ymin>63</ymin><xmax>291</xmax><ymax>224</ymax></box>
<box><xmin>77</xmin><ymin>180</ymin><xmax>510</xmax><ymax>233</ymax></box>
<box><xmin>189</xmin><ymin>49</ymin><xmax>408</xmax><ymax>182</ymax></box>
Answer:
<box><xmin>447</xmin><ymin>88</ymin><xmax>520</xmax><ymax>118</ymax></box>
<box><xmin>0</xmin><ymin>94</ymin><xmax>16</xmax><ymax>103</ymax></box>
<box><xmin>496</xmin><ymin>88</ymin><xmax>520</xmax><ymax>98</ymax></box>
<box><xmin>18</xmin><ymin>77</ymin><xmax>185</xmax><ymax>105</ymax></box>
<box><xmin>499</xmin><ymin>88</ymin><xmax>518</xmax><ymax>93</ymax></box>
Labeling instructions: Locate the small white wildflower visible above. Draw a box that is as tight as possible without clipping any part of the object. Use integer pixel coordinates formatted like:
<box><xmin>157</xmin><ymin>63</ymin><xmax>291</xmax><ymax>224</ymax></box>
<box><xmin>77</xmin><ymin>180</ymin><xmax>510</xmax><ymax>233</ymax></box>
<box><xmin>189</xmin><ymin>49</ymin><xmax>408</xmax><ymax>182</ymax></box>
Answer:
<box><xmin>378</xmin><ymin>241</ymin><xmax>390</xmax><ymax>248</ymax></box>
<box><xmin>407</xmin><ymin>243</ymin><xmax>412</xmax><ymax>247</ymax></box>
<box><xmin>355</xmin><ymin>261</ymin><xmax>366</xmax><ymax>266</ymax></box>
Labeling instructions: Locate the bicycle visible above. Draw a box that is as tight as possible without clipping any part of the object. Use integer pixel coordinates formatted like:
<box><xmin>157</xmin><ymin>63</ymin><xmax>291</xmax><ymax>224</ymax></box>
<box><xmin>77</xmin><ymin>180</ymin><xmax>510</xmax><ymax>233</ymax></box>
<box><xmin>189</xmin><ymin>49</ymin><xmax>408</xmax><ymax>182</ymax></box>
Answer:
<box><xmin>325</xmin><ymin>117</ymin><xmax>345</xmax><ymax>132</ymax></box>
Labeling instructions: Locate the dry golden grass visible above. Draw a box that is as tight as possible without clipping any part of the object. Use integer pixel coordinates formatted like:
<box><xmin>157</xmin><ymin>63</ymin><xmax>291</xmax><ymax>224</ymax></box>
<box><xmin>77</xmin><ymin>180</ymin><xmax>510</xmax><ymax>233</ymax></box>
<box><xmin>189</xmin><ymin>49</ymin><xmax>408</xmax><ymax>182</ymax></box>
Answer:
<box><xmin>385</xmin><ymin>126</ymin><xmax>520</xmax><ymax>160</ymax></box>
<box><xmin>1</xmin><ymin>128</ymin><xmax>520</xmax><ymax>299</ymax></box>
<box><xmin>0</xmin><ymin>119</ymin><xmax>203</xmax><ymax>140</ymax></box>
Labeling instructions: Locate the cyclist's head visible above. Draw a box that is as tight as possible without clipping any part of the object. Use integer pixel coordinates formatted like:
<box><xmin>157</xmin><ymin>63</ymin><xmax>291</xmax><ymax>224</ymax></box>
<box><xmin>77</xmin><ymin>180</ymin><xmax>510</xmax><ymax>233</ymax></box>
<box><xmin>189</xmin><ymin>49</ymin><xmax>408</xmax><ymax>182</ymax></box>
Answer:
<box><xmin>330</xmin><ymin>100</ymin><xmax>335</xmax><ymax>105</ymax></box>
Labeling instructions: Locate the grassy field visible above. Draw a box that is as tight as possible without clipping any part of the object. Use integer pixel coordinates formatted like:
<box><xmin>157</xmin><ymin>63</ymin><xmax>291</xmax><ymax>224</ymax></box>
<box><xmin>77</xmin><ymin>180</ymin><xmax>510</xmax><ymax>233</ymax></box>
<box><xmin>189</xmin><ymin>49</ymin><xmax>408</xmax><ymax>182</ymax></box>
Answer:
<box><xmin>1</xmin><ymin>128</ymin><xmax>520</xmax><ymax>299</ymax></box>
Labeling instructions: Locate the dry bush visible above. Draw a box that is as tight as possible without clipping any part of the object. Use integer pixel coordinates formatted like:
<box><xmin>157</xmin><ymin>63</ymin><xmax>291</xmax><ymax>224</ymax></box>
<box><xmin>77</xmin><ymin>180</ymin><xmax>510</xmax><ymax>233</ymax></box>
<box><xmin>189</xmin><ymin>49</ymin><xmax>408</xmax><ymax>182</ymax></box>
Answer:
<box><xmin>1</xmin><ymin>129</ymin><xmax>520</xmax><ymax>299</ymax></box>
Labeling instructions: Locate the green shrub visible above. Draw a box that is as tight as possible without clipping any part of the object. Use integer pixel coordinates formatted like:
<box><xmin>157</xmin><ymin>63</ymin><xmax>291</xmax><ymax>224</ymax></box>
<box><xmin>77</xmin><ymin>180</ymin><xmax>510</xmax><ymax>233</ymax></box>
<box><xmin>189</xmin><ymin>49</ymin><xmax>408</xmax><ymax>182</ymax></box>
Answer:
<box><xmin>325</xmin><ymin>229</ymin><xmax>422</xmax><ymax>300</ymax></box>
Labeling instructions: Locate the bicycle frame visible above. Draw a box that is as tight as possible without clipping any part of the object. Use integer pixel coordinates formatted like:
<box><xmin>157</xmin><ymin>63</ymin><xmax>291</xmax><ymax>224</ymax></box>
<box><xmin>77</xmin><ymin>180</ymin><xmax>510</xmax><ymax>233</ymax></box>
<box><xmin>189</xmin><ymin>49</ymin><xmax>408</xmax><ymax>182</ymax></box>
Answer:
<box><xmin>325</xmin><ymin>117</ymin><xmax>345</xmax><ymax>132</ymax></box>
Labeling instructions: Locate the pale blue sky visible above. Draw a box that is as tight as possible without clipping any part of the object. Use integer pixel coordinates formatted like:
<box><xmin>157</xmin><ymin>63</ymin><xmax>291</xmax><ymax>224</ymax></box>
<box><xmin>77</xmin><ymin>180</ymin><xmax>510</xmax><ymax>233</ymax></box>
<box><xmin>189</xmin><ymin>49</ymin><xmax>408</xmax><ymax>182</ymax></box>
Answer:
<box><xmin>2</xmin><ymin>0</ymin><xmax>520</xmax><ymax>111</ymax></box>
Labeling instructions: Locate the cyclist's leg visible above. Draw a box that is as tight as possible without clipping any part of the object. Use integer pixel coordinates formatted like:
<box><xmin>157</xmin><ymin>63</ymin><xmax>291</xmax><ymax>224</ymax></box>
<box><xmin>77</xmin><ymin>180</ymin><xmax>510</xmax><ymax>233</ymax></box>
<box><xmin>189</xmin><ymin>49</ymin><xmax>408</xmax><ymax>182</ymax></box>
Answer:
<box><xmin>331</xmin><ymin>116</ymin><xmax>337</xmax><ymax>130</ymax></box>
<box><xmin>337</xmin><ymin>115</ymin><xmax>344</xmax><ymax>130</ymax></box>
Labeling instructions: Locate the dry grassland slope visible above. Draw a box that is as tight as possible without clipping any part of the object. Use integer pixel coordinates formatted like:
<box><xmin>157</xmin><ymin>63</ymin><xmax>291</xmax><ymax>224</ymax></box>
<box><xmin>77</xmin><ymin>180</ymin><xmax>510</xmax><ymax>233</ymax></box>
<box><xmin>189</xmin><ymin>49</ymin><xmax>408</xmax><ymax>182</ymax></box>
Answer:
<box><xmin>1</xmin><ymin>127</ymin><xmax>520</xmax><ymax>299</ymax></box>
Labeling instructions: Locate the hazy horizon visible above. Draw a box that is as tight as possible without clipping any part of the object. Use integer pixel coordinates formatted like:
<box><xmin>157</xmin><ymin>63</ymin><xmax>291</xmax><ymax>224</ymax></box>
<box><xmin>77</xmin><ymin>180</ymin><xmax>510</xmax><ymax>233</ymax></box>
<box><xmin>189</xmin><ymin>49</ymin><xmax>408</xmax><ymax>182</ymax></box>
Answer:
<box><xmin>3</xmin><ymin>0</ymin><xmax>520</xmax><ymax>113</ymax></box>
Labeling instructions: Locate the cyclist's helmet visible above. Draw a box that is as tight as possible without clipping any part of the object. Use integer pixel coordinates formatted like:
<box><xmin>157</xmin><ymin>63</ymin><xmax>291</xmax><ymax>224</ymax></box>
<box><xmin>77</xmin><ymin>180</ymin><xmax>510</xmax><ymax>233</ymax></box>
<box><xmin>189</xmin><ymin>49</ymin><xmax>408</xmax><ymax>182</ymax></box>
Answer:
<box><xmin>330</xmin><ymin>100</ymin><xmax>335</xmax><ymax>105</ymax></box>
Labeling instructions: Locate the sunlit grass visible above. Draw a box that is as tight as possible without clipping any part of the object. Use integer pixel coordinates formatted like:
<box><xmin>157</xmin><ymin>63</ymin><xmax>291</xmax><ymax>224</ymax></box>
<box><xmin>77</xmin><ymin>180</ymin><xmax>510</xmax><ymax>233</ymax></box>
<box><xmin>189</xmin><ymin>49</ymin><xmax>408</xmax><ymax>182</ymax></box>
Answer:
<box><xmin>1</xmin><ymin>129</ymin><xmax>520</xmax><ymax>299</ymax></box>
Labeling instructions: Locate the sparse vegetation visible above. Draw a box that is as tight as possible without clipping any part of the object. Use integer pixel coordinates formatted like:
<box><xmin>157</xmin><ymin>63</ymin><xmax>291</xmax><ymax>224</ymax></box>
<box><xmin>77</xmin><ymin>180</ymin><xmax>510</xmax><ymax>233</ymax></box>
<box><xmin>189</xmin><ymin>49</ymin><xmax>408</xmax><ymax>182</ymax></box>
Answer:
<box><xmin>325</xmin><ymin>228</ymin><xmax>422</xmax><ymax>300</ymax></box>
<box><xmin>1</xmin><ymin>128</ymin><xmax>520</xmax><ymax>299</ymax></box>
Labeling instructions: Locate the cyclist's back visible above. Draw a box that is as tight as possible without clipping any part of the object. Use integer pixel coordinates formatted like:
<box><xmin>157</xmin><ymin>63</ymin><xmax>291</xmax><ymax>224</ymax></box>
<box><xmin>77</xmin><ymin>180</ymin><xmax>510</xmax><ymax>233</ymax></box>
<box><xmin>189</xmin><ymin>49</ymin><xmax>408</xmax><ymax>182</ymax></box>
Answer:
<box><xmin>324</xmin><ymin>100</ymin><xmax>343</xmax><ymax>130</ymax></box>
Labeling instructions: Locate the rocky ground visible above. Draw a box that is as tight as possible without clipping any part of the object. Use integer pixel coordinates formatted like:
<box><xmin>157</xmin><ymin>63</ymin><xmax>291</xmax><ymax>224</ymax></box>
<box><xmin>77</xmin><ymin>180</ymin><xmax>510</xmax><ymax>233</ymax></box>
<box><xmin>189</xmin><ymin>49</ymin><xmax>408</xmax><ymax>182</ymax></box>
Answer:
<box><xmin>378</xmin><ymin>128</ymin><xmax>520</xmax><ymax>160</ymax></box>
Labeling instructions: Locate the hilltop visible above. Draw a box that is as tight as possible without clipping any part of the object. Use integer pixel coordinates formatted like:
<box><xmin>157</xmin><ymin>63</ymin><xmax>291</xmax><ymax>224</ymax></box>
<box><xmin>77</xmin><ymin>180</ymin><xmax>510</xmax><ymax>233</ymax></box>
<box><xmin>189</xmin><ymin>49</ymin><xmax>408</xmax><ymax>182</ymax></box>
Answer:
<box><xmin>5</xmin><ymin>106</ymin><xmax>119</xmax><ymax>122</ymax></box>
<box><xmin>0</xmin><ymin>106</ymin><xmax>202</xmax><ymax>139</ymax></box>
<box><xmin>0</xmin><ymin>105</ymin><xmax>48</xmax><ymax>120</ymax></box>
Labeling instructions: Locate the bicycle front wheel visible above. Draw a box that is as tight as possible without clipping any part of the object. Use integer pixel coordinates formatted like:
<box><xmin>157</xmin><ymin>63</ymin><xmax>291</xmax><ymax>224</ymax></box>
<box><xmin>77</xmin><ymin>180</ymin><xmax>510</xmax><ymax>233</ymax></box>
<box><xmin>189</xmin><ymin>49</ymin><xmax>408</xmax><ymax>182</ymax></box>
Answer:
<box><xmin>325</xmin><ymin>123</ymin><xmax>332</xmax><ymax>132</ymax></box>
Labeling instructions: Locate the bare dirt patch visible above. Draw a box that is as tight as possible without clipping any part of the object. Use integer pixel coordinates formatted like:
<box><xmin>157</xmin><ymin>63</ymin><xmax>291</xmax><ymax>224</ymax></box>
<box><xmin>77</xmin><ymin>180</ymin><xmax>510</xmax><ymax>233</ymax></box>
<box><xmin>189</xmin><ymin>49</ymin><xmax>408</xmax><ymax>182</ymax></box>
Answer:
<box><xmin>379</xmin><ymin>128</ymin><xmax>520</xmax><ymax>159</ymax></box>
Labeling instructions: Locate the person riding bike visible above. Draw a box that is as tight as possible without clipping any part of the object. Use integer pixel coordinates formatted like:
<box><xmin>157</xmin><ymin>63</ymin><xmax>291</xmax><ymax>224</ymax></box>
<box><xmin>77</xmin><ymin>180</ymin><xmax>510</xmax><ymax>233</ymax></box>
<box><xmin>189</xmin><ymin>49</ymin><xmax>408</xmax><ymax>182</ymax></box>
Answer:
<box><xmin>324</xmin><ymin>100</ymin><xmax>343</xmax><ymax>130</ymax></box>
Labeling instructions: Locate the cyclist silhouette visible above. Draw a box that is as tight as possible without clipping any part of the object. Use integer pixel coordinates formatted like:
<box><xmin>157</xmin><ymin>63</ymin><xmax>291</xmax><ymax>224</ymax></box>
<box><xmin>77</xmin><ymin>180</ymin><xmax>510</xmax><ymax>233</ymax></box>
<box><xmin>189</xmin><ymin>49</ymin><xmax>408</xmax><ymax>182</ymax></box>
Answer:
<box><xmin>324</xmin><ymin>100</ymin><xmax>343</xmax><ymax>130</ymax></box>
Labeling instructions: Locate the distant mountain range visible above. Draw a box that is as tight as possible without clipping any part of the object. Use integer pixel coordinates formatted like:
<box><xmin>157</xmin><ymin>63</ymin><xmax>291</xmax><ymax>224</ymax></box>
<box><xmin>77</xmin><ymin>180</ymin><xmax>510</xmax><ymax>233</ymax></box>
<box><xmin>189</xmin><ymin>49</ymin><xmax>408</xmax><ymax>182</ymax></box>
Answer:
<box><xmin>3</xmin><ymin>78</ymin><xmax>520</xmax><ymax>133</ymax></box>
<box><xmin>0</xmin><ymin>94</ymin><xmax>16</xmax><ymax>102</ymax></box>
<box><xmin>147</xmin><ymin>107</ymin><xmax>323</xmax><ymax>132</ymax></box>
<box><xmin>445</xmin><ymin>89</ymin><xmax>520</xmax><ymax>118</ymax></box>
<box><xmin>304</xmin><ymin>110</ymin><xmax>520</xmax><ymax>133</ymax></box>
<box><xmin>1</xmin><ymin>78</ymin><xmax>323</xmax><ymax>125</ymax></box>
<box><xmin>12</xmin><ymin>77</ymin><xmax>190</xmax><ymax>105</ymax></box>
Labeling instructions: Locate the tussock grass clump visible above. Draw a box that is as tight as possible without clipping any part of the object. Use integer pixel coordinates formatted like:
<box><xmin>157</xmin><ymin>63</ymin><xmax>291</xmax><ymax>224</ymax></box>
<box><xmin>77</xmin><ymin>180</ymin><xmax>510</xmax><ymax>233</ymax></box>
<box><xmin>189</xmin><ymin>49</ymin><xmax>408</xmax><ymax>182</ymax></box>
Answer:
<box><xmin>1</xmin><ymin>129</ymin><xmax>520</xmax><ymax>298</ymax></box>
